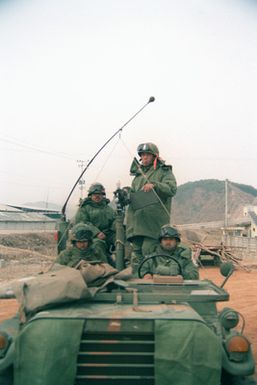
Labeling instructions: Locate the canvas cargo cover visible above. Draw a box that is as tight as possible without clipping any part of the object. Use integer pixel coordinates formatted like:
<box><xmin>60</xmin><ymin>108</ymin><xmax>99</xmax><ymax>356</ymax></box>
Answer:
<box><xmin>13</xmin><ymin>265</ymin><xmax>92</xmax><ymax>315</ymax></box>
<box><xmin>3</xmin><ymin>264</ymin><xmax>131</xmax><ymax>317</ymax></box>
<box><xmin>155</xmin><ymin>319</ymin><xmax>222</xmax><ymax>385</ymax></box>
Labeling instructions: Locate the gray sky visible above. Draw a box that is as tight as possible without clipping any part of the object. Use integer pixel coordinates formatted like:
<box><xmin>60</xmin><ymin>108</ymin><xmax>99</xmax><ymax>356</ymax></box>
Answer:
<box><xmin>0</xmin><ymin>0</ymin><xmax>257</xmax><ymax>209</ymax></box>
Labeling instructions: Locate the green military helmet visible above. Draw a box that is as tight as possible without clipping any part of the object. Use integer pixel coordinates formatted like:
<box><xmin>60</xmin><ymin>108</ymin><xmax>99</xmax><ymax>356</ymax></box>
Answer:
<box><xmin>159</xmin><ymin>225</ymin><xmax>181</xmax><ymax>242</ymax></box>
<box><xmin>137</xmin><ymin>142</ymin><xmax>159</xmax><ymax>157</ymax></box>
<box><xmin>88</xmin><ymin>183</ymin><xmax>106</xmax><ymax>196</ymax></box>
<box><xmin>71</xmin><ymin>223</ymin><xmax>93</xmax><ymax>242</ymax></box>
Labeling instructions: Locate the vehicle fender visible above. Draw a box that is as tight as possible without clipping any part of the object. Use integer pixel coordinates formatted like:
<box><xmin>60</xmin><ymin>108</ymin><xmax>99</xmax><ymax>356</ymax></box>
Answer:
<box><xmin>222</xmin><ymin>346</ymin><xmax>255</xmax><ymax>376</ymax></box>
<box><xmin>0</xmin><ymin>316</ymin><xmax>19</xmax><ymax>373</ymax></box>
<box><xmin>0</xmin><ymin>342</ymin><xmax>14</xmax><ymax>372</ymax></box>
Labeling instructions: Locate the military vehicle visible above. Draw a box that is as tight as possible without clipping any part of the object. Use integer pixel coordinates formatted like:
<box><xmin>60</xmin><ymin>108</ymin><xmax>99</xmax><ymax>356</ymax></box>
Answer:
<box><xmin>0</xmin><ymin>98</ymin><xmax>255</xmax><ymax>385</ymax></box>
<box><xmin>0</xmin><ymin>250</ymin><xmax>256</xmax><ymax>385</ymax></box>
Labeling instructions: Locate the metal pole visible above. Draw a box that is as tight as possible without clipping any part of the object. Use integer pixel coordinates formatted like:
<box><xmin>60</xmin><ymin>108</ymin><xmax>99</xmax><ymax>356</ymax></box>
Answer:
<box><xmin>77</xmin><ymin>160</ymin><xmax>86</xmax><ymax>200</ymax></box>
<box><xmin>225</xmin><ymin>179</ymin><xmax>228</xmax><ymax>227</ymax></box>
<box><xmin>115</xmin><ymin>211</ymin><xmax>126</xmax><ymax>271</ymax></box>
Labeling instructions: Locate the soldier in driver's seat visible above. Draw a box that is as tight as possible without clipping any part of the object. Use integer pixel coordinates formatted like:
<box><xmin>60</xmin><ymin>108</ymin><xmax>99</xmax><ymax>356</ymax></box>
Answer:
<box><xmin>141</xmin><ymin>225</ymin><xmax>199</xmax><ymax>280</ymax></box>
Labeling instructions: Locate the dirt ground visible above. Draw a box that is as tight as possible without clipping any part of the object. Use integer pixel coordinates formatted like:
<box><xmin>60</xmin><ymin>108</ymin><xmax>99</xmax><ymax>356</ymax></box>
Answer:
<box><xmin>0</xmin><ymin>232</ymin><xmax>256</xmax><ymax>378</ymax></box>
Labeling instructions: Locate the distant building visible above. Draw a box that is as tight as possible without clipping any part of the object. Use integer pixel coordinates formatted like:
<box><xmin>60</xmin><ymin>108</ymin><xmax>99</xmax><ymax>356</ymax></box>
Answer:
<box><xmin>221</xmin><ymin>205</ymin><xmax>257</xmax><ymax>261</ymax></box>
<box><xmin>243</xmin><ymin>205</ymin><xmax>257</xmax><ymax>217</ymax></box>
<box><xmin>221</xmin><ymin>226</ymin><xmax>246</xmax><ymax>237</ymax></box>
<box><xmin>0</xmin><ymin>204</ymin><xmax>59</xmax><ymax>231</ymax></box>
<box><xmin>243</xmin><ymin>205</ymin><xmax>257</xmax><ymax>238</ymax></box>
<box><xmin>248</xmin><ymin>211</ymin><xmax>257</xmax><ymax>238</ymax></box>
<box><xmin>8</xmin><ymin>204</ymin><xmax>61</xmax><ymax>220</ymax></box>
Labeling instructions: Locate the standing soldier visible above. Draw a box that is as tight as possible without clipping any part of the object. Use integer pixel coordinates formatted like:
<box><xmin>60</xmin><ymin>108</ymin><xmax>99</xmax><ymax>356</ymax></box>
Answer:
<box><xmin>126</xmin><ymin>142</ymin><xmax>177</xmax><ymax>273</ymax></box>
<box><xmin>74</xmin><ymin>183</ymin><xmax>116</xmax><ymax>258</ymax></box>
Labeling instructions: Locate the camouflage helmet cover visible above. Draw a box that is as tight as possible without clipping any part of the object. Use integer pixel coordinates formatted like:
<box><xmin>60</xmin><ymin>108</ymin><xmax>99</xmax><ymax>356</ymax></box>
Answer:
<box><xmin>88</xmin><ymin>183</ymin><xmax>106</xmax><ymax>196</ymax></box>
<box><xmin>137</xmin><ymin>142</ymin><xmax>159</xmax><ymax>157</ymax></box>
<box><xmin>159</xmin><ymin>225</ymin><xmax>181</xmax><ymax>242</ymax></box>
<box><xmin>71</xmin><ymin>223</ymin><xmax>93</xmax><ymax>242</ymax></box>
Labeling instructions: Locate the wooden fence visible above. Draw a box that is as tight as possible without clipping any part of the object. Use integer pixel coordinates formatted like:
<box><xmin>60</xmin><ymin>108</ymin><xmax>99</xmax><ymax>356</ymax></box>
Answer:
<box><xmin>222</xmin><ymin>235</ymin><xmax>257</xmax><ymax>261</ymax></box>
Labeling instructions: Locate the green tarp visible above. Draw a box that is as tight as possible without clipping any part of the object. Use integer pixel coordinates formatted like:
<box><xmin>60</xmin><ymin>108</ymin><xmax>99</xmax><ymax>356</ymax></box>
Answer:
<box><xmin>14</xmin><ymin>318</ymin><xmax>84</xmax><ymax>385</ymax></box>
<box><xmin>13</xmin><ymin>265</ymin><xmax>91</xmax><ymax>316</ymax></box>
<box><xmin>155</xmin><ymin>320</ymin><xmax>222</xmax><ymax>385</ymax></box>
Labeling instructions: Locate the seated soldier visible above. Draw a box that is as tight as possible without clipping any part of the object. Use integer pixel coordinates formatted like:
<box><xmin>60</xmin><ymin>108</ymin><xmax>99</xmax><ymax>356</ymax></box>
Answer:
<box><xmin>74</xmin><ymin>183</ymin><xmax>116</xmax><ymax>258</ymax></box>
<box><xmin>56</xmin><ymin>223</ymin><xmax>107</xmax><ymax>267</ymax></box>
<box><xmin>141</xmin><ymin>225</ymin><xmax>199</xmax><ymax>280</ymax></box>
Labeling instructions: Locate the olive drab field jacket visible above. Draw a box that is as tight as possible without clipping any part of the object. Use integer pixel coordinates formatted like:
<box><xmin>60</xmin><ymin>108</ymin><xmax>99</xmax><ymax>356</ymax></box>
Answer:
<box><xmin>74</xmin><ymin>198</ymin><xmax>116</xmax><ymax>239</ymax></box>
<box><xmin>56</xmin><ymin>245</ymin><xmax>107</xmax><ymax>267</ymax></box>
<box><xmin>140</xmin><ymin>244</ymin><xmax>199</xmax><ymax>279</ymax></box>
<box><xmin>126</xmin><ymin>159</ymin><xmax>177</xmax><ymax>241</ymax></box>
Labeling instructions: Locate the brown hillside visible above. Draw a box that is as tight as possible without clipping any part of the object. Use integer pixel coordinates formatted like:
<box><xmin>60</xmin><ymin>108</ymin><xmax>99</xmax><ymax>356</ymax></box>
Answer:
<box><xmin>172</xmin><ymin>179</ymin><xmax>256</xmax><ymax>224</ymax></box>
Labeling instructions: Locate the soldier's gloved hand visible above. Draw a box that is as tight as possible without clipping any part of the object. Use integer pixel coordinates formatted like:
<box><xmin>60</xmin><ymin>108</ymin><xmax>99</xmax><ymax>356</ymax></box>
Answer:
<box><xmin>142</xmin><ymin>183</ymin><xmax>155</xmax><ymax>192</ymax></box>
<box><xmin>143</xmin><ymin>274</ymin><xmax>153</xmax><ymax>280</ymax></box>
<box><xmin>156</xmin><ymin>265</ymin><xmax>179</xmax><ymax>276</ymax></box>
<box><xmin>97</xmin><ymin>232</ymin><xmax>106</xmax><ymax>240</ymax></box>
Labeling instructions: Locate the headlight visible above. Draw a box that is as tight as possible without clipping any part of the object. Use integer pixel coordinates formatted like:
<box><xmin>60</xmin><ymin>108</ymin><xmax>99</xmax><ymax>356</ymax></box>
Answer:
<box><xmin>225</xmin><ymin>335</ymin><xmax>250</xmax><ymax>362</ymax></box>
<box><xmin>219</xmin><ymin>307</ymin><xmax>239</xmax><ymax>330</ymax></box>
<box><xmin>0</xmin><ymin>331</ymin><xmax>12</xmax><ymax>358</ymax></box>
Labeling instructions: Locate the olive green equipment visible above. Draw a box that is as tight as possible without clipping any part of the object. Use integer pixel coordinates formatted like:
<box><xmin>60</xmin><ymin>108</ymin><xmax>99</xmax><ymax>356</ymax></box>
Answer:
<box><xmin>113</xmin><ymin>187</ymin><xmax>129</xmax><ymax>271</ymax></box>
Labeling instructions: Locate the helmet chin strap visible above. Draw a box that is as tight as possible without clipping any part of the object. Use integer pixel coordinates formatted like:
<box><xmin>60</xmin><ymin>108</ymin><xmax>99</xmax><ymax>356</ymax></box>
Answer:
<box><xmin>153</xmin><ymin>156</ymin><xmax>158</xmax><ymax>170</ymax></box>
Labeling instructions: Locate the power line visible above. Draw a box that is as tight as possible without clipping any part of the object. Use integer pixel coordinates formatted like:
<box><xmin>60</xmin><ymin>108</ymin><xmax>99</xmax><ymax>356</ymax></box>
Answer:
<box><xmin>0</xmin><ymin>172</ymin><xmax>72</xmax><ymax>190</ymax></box>
<box><xmin>0</xmin><ymin>167</ymin><xmax>74</xmax><ymax>186</ymax></box>
<box><xmin>0</xmin><ymin>133</ymin><xmax>75</xmax><ymax>160</ymax></box>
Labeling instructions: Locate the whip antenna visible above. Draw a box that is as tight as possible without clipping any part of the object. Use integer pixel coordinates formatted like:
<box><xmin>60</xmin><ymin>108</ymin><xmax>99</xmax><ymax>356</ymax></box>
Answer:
<box><xmin>61</xmin><ymin>96</ymin><xmax>155</xmax><ymax>217</ymax></box>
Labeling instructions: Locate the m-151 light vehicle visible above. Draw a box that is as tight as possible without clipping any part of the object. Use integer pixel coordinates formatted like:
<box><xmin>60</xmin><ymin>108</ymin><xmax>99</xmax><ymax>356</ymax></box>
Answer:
<box><xmin>0</xmin><ymin>260</ymin><xmax>255</xmax><ymax>385</ymax></box>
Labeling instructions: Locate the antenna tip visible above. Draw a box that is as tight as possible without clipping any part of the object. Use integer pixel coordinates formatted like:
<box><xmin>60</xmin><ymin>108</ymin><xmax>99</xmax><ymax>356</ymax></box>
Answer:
<box><xmin>148</xmin><ymin>96</ymin><xmax>155</xmax><ymax>103</ymax></box>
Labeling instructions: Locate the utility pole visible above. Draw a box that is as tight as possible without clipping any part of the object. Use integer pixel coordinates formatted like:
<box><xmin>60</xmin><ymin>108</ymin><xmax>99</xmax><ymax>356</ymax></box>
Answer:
<box><xmin>45</xmin><ymin>189</ymin><xmax>49</xmax><ymax>209</ymax></box>
<box><xmin>225</xmin><ymin>179</ymin><xmax>229</xmax><ymax>227</ymax></box>
<box><xmin>77</xmin><ymin>160</ymin><xmax>86</xmax><ymax>201</ymax></box>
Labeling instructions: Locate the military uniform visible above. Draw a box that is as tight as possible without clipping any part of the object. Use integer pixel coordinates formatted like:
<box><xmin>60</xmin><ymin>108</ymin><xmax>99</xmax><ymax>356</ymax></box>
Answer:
<box><xmin>74</xmin><ymin>183</ymin><xmax>116</xmax><ymax>256</ymax></box>
<box><xmin>126</xmin><ymin>143</ymin><xmax>177</xmax><ymax>270</ymax></box>
<box><xmin>56</xmin><ymin>223</ymin><xmax>107</xmax><ymax>267</ymax></box>
<box><xmin>75</xmin><ymin>198</ymin><xmax>115</xmax><ymax>238</ymax></box>
<box><xmin>56</xmin><ymin>244</ymin><xmax>107</xmax><ymax>267</ymax></box>
<box><xmin>140</xmin><ymin>243</ymin><xmax>199</xmax><ymax>279</ymax></box>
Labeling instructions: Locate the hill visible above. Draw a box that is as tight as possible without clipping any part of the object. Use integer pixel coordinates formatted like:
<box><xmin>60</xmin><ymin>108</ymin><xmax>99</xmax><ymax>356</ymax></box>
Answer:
<box><xmin>172</xmin><ymin>179</ymin><xmax>257</xmax><ymax>224</ymax></box>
